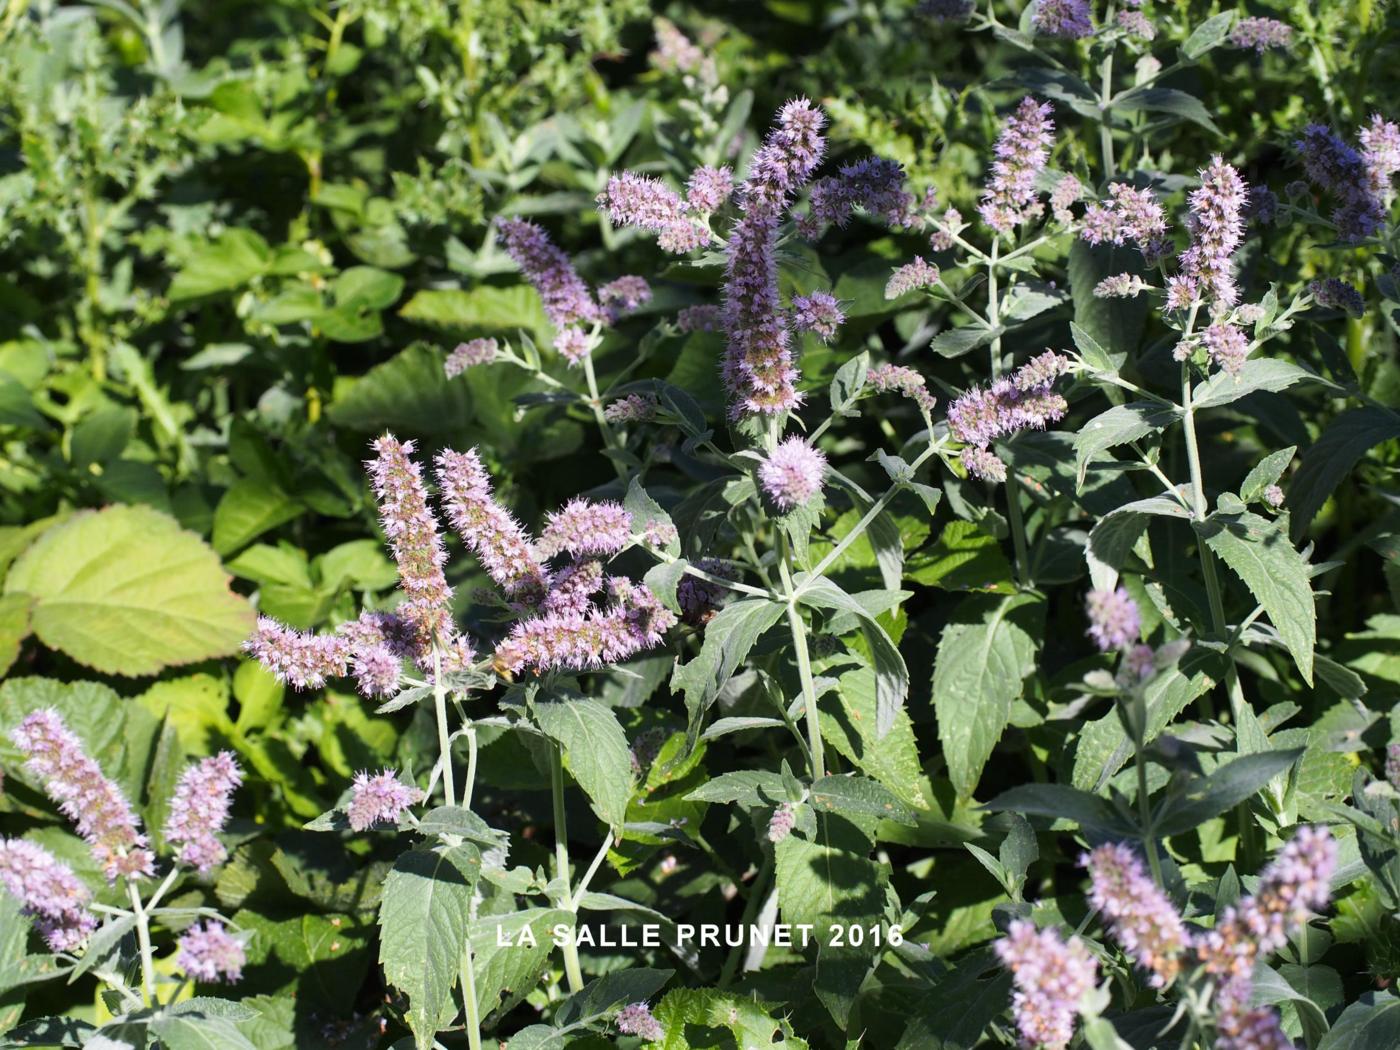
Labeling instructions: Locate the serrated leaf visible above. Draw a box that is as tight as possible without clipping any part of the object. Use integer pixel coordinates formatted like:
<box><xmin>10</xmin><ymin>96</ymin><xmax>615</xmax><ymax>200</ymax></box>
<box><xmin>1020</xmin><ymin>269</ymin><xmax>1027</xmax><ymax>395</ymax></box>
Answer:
<box><xmin>1289</xmin><ymin>408</ymin><xmax>1400</xmax><ymax>540</ymax></box>
<box><xmin>3</xmin><ymin>507</ymin><xmax>254</xmax><ymax>677</ymax></box>
<box><xmin>398</xmin><ymin>285</ymin><xmax>547</xmax><ymax>334</ymax></box>
<box><xmin>212</xmin><ymin>479</ymin><xmax>303</xmax><ymax>556</ymax></box>
<box><xmin>534</xmin><ymin>700</ymin><xmax>633</xmax><ymax>829</ymax></box>
<box><xmin>327</xmin><ymin>343</ymin><xmax>475</xmax><ymax>435</ymax></box>
<box><xmin>1182</xmin><ymin>11</ymin><xmax>1237</xmax><ymax>59</ymax></box>
<box><xmin>820</xmin><ymin>667</ymin><xmax>927</xmax><ymax>810</ymax></box>
<box><xmin>933</xmin><ymin>594</ymin><xmax>1043</xmax><ymax>798</ymax></box>
<box><xmin>1192</xmin><ymin>359</ymin><xmax>1329</xmax><ymax>410</ymax></box>
<box><xmin>672</xmin><ymin>598</ymin><xmax>785</xmax><ymax>745</ymax></box>
<box><xmin>1074</xmin><ymin>403</ymin><xmax>1180</xmax><ymax>487</ymax></box>
<box><xmin>1155</xmin><ymin>749</ymin><xmax>1305</xmax><ymax>835</ymax></box>
<box><xmin>1240</xmin><ymin>446</ymin><xmax>1296</xmax><ymax>503</ymax></box>
<box><xmin>1113</xmin><ymin>87</ymin><xmax>1220</xmax><ymax>133</ymax></box>
<box><xmin>378</xmin><ymin>846</ymin><xmax>481</xmax><ymax>1049</ymax></box>
<box><xmin>809</xmin><ymin>774</ymin><xmax>916</xmax><ymax>826</ymax></box>
<box><xmin>1200</xmin><ymin>511</ymin><xmax>1315</xmax><ymax>684</ymax></box>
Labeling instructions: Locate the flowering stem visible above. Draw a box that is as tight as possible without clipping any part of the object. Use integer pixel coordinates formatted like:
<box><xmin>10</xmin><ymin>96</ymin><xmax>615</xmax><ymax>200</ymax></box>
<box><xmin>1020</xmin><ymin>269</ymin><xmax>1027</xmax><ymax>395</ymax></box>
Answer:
<box><xmin>459</xmin><ymin>941</ymin><xmax>483</xmax><ymax>1050</ymax></box>
<box><xmin>463</xmin><ymin>724</ymin><xmax>478</xmax><ymax>812</ymax></box>
<box><xmin>433</xmin><ymin>646</ymin><xmax>457</xmax><ymax>809</ymax></box>
<box><xmin>1131</xmin><ymin>719</ymin><xmax>1164</xmax><ymax>887</ymax></box>
<box><xmin>986</xmin><ymin>240</ymin><xmax>1032</xmax><ymax>585</ymax></box>
<box><xmin>778</xmin><ymin>533</ymin><xmax>824</xmax><ymax>781</ymax></box>
<box><xmin>549</xmin><ymin>743</ymin><xmax>585</xmax><ymax>993</ymax></box>
<box><xmin>127</xmin><ymin>879</ymin><xmax>156</xmax><ymax>1005</ymax></box>
<box><xmin>583</xmin><ymin>354</ymin><xmax>626</xmax><ymax>480</ymax></box>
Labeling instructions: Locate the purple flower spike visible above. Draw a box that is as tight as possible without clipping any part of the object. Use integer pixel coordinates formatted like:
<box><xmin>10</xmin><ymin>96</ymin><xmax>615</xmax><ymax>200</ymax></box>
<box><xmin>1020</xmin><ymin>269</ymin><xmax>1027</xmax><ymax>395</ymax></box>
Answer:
<box><xmin>1201</xmin><ymin>321</ymin><xmax>1250</xmax><ymax>375</ymax></box>
<box><xmin>979</xmin><ymin>98</ymin><xmax>1056</xmax><ymax>234</ymax></box>
<box><xmin>605</xmin><ymin>393</ymin><xmax>660</xmax><ymax>423</ymax></box>
<box><xmin>1199</xmin><ymin>825</ymin><xmax>1337</xmax><ymax>994</ymax></box>
<box><xmin>1216</xmin><ymin>998</ymin><xmax>1294</xmax><ymax>1050</ymax></box>
<box><xmin>790</xmin><ymin>292</ymin><xmax>845</xmax><ymax>341</ymax></box>
<box><xmin>541</xmin><ymin>559</ymin><xmax>608</xmax><ymax>617</ymax></box>
<box><xmin>445</xmin><ymin>338</ymin><xmax>498</xmax><ymax>378</ymax></box>
<box><xmin>12</xmin><ymin>709</ymin><xmax>155</xmax><ymax>882</ymax></box>
<box><xmin>868</xmin><ymin>364</ymin><xmax>937</xmax><ymax>414</ymax></box>
<box><xmin>802</xmin><ymin>156</ymin><xmax>913</xmax><ymax>235</ymax></box>
<box><xmin>722</xmin><ymin>99</ymin><xmax>827</xmax><ymax>419</ymax></box>
<box><xmin>1084</xmin><ymin>843</ymin><xmax>1191</xmax><ymax>988</ymax></box>
<box><xmin>367</xmin><ymin>435</ymin><xmax>464</xmax><ymax>664</ymax></box>
<box><xmin>686</xmin><ymin>165</ymin><xmax>734</xmax><ymax>213</ymax></box>
<box><xmin>599</xmin><ymin>172</ymin><xmax>688</xmax><ymax>231</ymax></box>
<box><xmin>497</xmin><ymin>217</ymin><xmax>603</xmax><ymax>330</ymax></box>
<box><xmin>245</xmin><ymin>617</ymin><xmax>351</xmax><ymax>689</ymax></box>
<box><xmin>177</xmin><ymin>921</ymin><xmax>246</xmax><ymax>983</ymax></box>
<box><xmin>1174</xmin><ymin>156</ymin><xmax>1248</xmax><ymax>311</ymax></box>
<box><xmin>1032</xmin><ymin>0</ymin><xmax>1094</xmax><ymax>39</ymax></box>
<box><xmin>164</xmin><ymin>752</ymin><xmax>242</xmax><ymax>873</ymax></box>
<box><xmin>759</xmin><ymin>438</ymin><xmax>827</xmax><ymax>511</ymax></box>
<box><xmin>1086</xmin><ymin>587</ymin><xmax>1141</xmax><ymax>651</ymax></box>
<box><xmin>1230</xmin><ymin>17</ymin><xmax>1293</xmax><ymax>53</ymax></box>
<box><xmin>435</xmin><ymin>448</ymin><xmax>551</xmax><ymax>604</ymax></box>
<box><xmin>537</xmin><ymin>498</ymin><xmax>634</xmax><ymax>560</ymax></box>
<box><xmin>347</xmin><ymin>770</ymin><xmax>425</xmax><ymax>831</ymax></box>
<box><xmin>994</xmin><ymin>919</ymin><xmax>1098</xmax><ymax>1050</ymax></box>
<box><xmin>0</xmin><ymin>838</ymin><xmax>97</xmax><ymax>952</ymax></box>
<box><xmin>616</xmin><ymin>1001</ymin><xmax>664</xmax><ymax>1041</ymax></box>
<box><xmin>493</xmin><ymin>579</ymin><xmax>676</xmax><ymax>675</ymax></box>
<box><xmin>946</xmin><ymin>352</ymin><xmax>1071</xmax><ymax>475</ymax></box>
<box><xmin>678</xmin><ymin>559</ymin><xmax>739</xmax><ymax>626</ymax></box>
<box><xmin>1080</xmin><ymin>183</ymin><xmax>1167</xmax><ymax>249</ymax></box>
<box><xmin>885</xmin><ymin>257</ymin><xmax>941</xmax><ymax>299</ymax></box>
<box><xmin>599</xmin><ymin>275</ymin><xmax>653</xmax><ymax>321</ymax></box>
<box><xmin>766</xmin><ymin>804</ymin><xmax>796</xmax><ymax>843</ymax></box>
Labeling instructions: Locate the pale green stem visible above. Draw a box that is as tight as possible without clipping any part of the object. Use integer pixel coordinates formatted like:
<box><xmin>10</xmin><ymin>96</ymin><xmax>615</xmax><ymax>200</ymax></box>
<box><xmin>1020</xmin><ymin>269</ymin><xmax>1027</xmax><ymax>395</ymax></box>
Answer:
<box><xmin>128</xmin><ymin>879</ymin><xmax>156</xmax><ymax>1005</ymax></box>
<box><xmin>582</xmin><ymin>353</ymin><xmax>626</xmax><ymax>481</ymax></box>
<box><xmin>463</xmin><ymin>724</ymin><xmax>478</xmax><ymax>812</ymax></box>
<box><xmin>550</xmin><ymin>744</ymin><xmax>585</xmax><ymax>993</ymax></box>
<box><xmin>460</xmin><ymin>941</ymin><xmax>483</xmax><ymax>1050</ymax></box>
<box><xmin>718</xmin><ymin>853</ymin><xmax>774</xmax><ymax>987</ymax></box>
<box><xmin>987</xmin><ymin>240</ymin><xmax>1032</xmax><ymax>585</ymax></box>
<box><xmin>778</xmin><ymin>533</ymin><xmax>824</xmax><ymax>781</ymax></box>
<box><xmin>433</xmin><ymin>646</ymin><xmax>457</xmax><ymax>808</ymax></box>
<box><xmin>1099</xmin><ymin>11</ymin><xmax>1117</xmax><ymax>179</ymax></box>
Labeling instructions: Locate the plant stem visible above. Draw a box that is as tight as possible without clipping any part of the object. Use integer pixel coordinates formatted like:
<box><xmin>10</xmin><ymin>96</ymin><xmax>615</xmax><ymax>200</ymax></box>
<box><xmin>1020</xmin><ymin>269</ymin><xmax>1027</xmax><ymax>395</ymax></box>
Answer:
<box><xmin>778</xmin><ymin>533</ymin><xmax>824</xmax><ymax>781</ymax></box>
<box><xmin>463</xmin><ymin>724</ymin><xmax>478</xmax><ymax>812</ymax></box>
<box><xmin>583</xmin><ymin>353</ymin><xmax>626</xmax><ymax>481</ymax></box>
<box><xmin>128</xmin><ymin>879</ymin><xmax>156</xmax><ymax>1005</ymax></box>
<box><xmin>986</xmin><ymin>240</ymin><xmax>1032</xmax><ymax>585</ymax></box>
<box><xmin>460</xmin><ymin>939</ymin><xmax>483</xmax><ymax>1050</ymax></box>
<box><xmin>549</xmin><ymin>743</ymin><xmax>585</xmax><ymax>993</ymax></box>
<box><xmin>1099</xmin><ymin>25</ymin><xmax>1117</xmax><ymax>179</ymax></box>
<box><xmin>433</xmin><ymin>646</ymin><xmax>457</xmax><ymax>808</ymax></box>
<box><xmin>718</xmin><ymin>852</ymin><xmax>774</xmax><ymax>987</ymax></box>
<box><xmin>1132</xmin><ymin>719</ymin><xmax>1164</xmax><ymax>886</ymax></box>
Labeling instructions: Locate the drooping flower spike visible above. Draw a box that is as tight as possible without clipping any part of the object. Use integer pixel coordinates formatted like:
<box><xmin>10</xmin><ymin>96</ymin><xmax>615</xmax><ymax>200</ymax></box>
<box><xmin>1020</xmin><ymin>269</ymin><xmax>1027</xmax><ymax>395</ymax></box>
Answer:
<box><xmin>946</xmin><ymin>351</ymin><xmax>1072</xmax><ymax>481</ymax></box>
<box><xmin>493</xmin><ymin>579</ymin><xmax>677</xmax><ymax>675</ymax></box>
<box><xmin>12</xmin><ymin>709</ymin><xmax>155</xmax><ymax>881</ymax></box>
<box><xmin>0</xmin><ymin>837</ymin><xmax>97</xmax><ymax>952</ymax></box>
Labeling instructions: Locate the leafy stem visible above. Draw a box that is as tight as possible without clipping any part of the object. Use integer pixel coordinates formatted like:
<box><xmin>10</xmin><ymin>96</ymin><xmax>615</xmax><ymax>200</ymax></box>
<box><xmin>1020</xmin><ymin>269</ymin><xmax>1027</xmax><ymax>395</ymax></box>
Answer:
<box><xmin>549</xmin><ymin>742</ymin><xmax>586</xmax><ymax>993</ymax></box>
<box><xmin>778</xmin><ymin>531</ymin><xmax>825</xmax><ymax>781</ymax></box>
<box><xmin>433</xmin><ymin>645</ymin><xmax>457</xmax><ymax>808</ymax></box>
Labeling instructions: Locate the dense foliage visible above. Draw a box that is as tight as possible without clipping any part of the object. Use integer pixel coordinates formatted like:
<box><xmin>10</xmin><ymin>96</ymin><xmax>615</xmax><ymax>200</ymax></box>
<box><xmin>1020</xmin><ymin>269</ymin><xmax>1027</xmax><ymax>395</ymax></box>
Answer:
<box><xmin>1</xmin><ymin>1</ymin><xmax>1399</xmax><ymax>1047</ymax></box>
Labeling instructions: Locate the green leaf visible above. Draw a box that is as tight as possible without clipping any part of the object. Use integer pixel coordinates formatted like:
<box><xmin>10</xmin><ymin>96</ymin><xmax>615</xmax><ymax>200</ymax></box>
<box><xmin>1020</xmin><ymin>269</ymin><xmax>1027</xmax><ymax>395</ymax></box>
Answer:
<box><xmin>906</xmin><ymin>520</ymin><xmax>1015</xmax><ymax>592</ymax></box>
<box><xmin>212</xmin><ymin>479</ymin><xmax>303</xmax><ymax>556</ymax></box>
<box><xmin>931</xmin><ymin>325</ymin><xmax>1001</xmax><ymax>359</ymax></box>
<box><xmin>327</xmin><ymin>343</ymin><xmax>475</xmax><ymax>436</ymax></box>
<box><xmin>3</xmin><ymin>507</ymin><xmax>255</xmax><ymax>677</ymax></box>
<box><xmin>895</xmin><ymin>950</ymin><xmax>1010</xmax><ymax>1050</ymax></box>
<box><xmin>534</xmin><ymin>699</ymin><xmax>633</xmax><ymax>829</ymax></box>
<box><xmin>399</xmin><ymin>285</ymin><xmax>547</xmax><ymax>334</ymax></box>
<box><xmin>1071</xmin><ymin>647</ymin><xmax>1225</xmax><ymax>790</ymax></box>
<box><xmin>1155</xmin><ymin>749</ymin><xmax>1305</xmax><ymax>835</ymax></box>
<box><xmin>830</xmin><ymin>351</ymin><xmax>870</xmax><ymax>417</ymax></box>
<box><xmin>796</xmin><ymin>575</ymin><xmax>909</xmax><ymax>737</ymax></box>
<box><xmin>1192</xmin><ymin>359</ymin><xmax>1330</xmax><ymax>410</ymax></box>
<box><xmin>1069</xmin><ymin>242</ymin><xmax>1148</xmax><ymax>360</ymax></box>
<box><xmin>672</xmin><ymin>598</ymin><xmax>785</xmax><ymax>745</ymax></box>
<box><xmin>624</xmin><ymin>478</ymin><xmax>680</xmax><ymax>558</ymax></box>
<box><xmin>820</xmin><ymin>667</ymin><xmax>928</xmax><ymax>810</ymax></box>
<box><xmin>378</xmin><ymin>846</ymin><xmax>481</xmax><ymax>1049</ymax></box>
<box><xmin>1074</xmin><ymin>402</ymin><xmax>1179</xmax><ymax>487</ymax></box>
<box><xmin>468</xmin><ymin>909</ymin><xmax>571</xmax><ymax>1026</ymax></box>
<box><xmin>1200</xmin><ymin>511</ymin><xmax>1316</xmax><ymax>684</ymax></box>
<box><xmin>0</xmin><ymin>373</ymin><xmax>45</xmax><ymax>429</ymax></box>
<box><xmin>1240</xmin><ymin>446</ymin><xmax>1296</xmax><ymax>503</ymax></box>
<box><xmin>169</xmin><ymin>229</ymin><xmax>272</xmax><ymax>301</ymax></box>
<box><xmin>1182</xmin><ymin>11</ymin><xmax>1237</xmax><ymax>59</ymax></box>
<box><xmin>1288</xmin><ymin>408</ymin><xmax>1400</xmax><ymax>540</ymax></box>
<box><xmin>684</xmin><ymin>770</ymin><xmax>788</xmax><ymax>808</ymax></box>
<box><xmin>809</xmin><ymin>774</ymin><xmax>916</xmax><ymax>826</ymax></box>
<box><xmin>150</xmin><ymin>1014</ymin><xmax>258</xmax><ymax>1050</ymax></box>
<box><xmin>985</xmin><ymin>783</ymin><xmax>1128</xmax><ymax>834</ymax></box>
<box><xmin>0</xmin><ymin>593</ymin><xmax>32</xmax><ymax>677</ymax></box>
<box><xmin>653</xmin><ymin>988</ymin><xmax>810</xmax><ymax>1049</ymax></box>
<box><xmin>933</xmin><ymin>593</ymin><xmax>1043</xmax><ymax>798</ymax></box>
<box><xmin>70</xmin><ymin>407</ymin><xmax>136</xmax><ymax>469</ymax></box>
<box><xmin>555</xmin><ymin>968</ymin><xmax>674</xmax><ymax>1028</ymax></box>
<box><xmin>1316</xmin><ymin>991</ymin><xmax>1400</xmax><ymax>1050</ymax></box>
<box><xmin>1113</xmin><ymin>87</ymin><xmax>1220</xmax><ymax>133</ymax></box>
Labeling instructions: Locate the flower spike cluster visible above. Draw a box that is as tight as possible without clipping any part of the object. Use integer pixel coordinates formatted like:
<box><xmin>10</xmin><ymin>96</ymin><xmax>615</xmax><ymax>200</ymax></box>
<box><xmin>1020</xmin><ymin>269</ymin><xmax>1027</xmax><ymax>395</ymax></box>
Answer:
<box><xmin>599</xmin><ymin>170</ymin><xmax>729</xmax><ymax>253</ymax></box>
<box><xmin>164</xmin><ymin>752</ymin><xmax>243</xmax><ymax>873</ymax></box>
<box><xmin>1167</xmin><ymin>156</ymin><xmax>1248</xmax><ymax>313</ymax></box>
<box><xmin>979</xmin><ymin>98</ymin><xmax>1056</xmax><ymax>234</ymax></box>
<box><xmin>177</xmin><ymin>921</ymin><xmax>246</xmax><ymax>983</ymax></box>
<box><xmin>800</xmin><ymin>156</ymin><xmax>913</xmax><ymax>236</ymax></box>
<box><xmin>435</xmin><ymin>448</ymin><xmax>552</xmax><ymax>604</ymax></box>
<box><xmin>1080</xmin><ymin>183</ymin><xmax>1167</xmax><ymax>253</ymax></box>
<box><xmin>994</xmin><ymin>919</ymin><xmax>1098</xmax><ymax>1050</ymax></box>
<box><xmin>1031</xmin><ymin>0</ymin><xmax>1094</xmax><ymax>39</ymax></box>
<box><xmin>493</xmin><ymin>578</ymin><xmax>677</xmax><ymax>676</ymax></box>
<box><xmin>722</xmin><ymin>98</ymin><xmax>827</xmax><ymax>418</ymax></box>
<box><xmin>759</xmin><ymin>437</ymin><xmax>827</xmax><ymax>511</ymax></box>
<box><xmin>1086</xmin><ymin>587</ymin><xmax>1142</xmax><ymax>652</ymax></box>
<box><xmin>1296</xmin><ymin>117</ymin><xmax>1400</xmax><ymax>243</ymax></box>
<box><xmin>1230</xmin><ymin>17</ymin><xmax>1293</xmax><ymax>53</ymax></box>
<box><xmin>868</xmin><ymin>364</ymin><xmax>936</xmax><ymax>414</ymax></box>
<box><xmin>0</xmin><ymin>837</ymin><xmax>97</xmax><ymax>952</ymax></box>
<box><xmin>12</xmin><ymin>709</ymin><xmax>155</xmax><ymax>881</ymax></box>
<box><xmin>1084</xmin><ymin>844</ymin><xmax>1190</xmax><ymax>987</ymax></box>
<box><xmin>347</xmin><ymin>770</ymin><xmax>425</xmax><ymax>831</ymax></box>
<box><xmin>946</xmin><ymin>351</ymin><xmax>1072</xmax><ymax>482</ymax></box>
<box><xmin>536</xmin><ymin>498</ymin><xmax>634</xmax><ymax>560</ymax></box>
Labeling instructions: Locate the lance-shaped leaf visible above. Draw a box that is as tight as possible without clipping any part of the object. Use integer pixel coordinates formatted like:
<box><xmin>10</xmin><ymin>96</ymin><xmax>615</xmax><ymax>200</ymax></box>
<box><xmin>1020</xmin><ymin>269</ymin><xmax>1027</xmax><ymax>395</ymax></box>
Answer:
<box><xmin>933</xmin><ymin>593</ymin><xmax>1044</xmax><ymax>798</ymax></box>
<box><xmin>1074</xmin><ymin>402</ymin><xmax>1180</xmax><ymax>488</ymax></box>
<box><xmin>672</xmin><ymin>598</ymin><xmax>786</xmax><ymax>746</ymax></box>
<box><xmin>1199</xmin><ymin>511</ymin><xmax>1316</xmax><ymax>684</ymax></box>
<box><xmin>1289</xmin><ymin>408</ymin><xmax>1400</xmax><ymax>540</ymax></box>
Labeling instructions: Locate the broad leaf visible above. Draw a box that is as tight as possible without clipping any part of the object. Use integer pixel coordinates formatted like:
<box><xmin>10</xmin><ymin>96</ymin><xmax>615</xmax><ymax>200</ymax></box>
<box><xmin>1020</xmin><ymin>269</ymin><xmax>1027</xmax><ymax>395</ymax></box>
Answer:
<box><xmin>3</xmin><ymin>507</ymin><xmax>254</xmax><ymax>676</ymax></box>
<box><xmin>1288</xmin><ymin>408</ymin><xmax>1400</xmax><ymax>540</ymax></box>
<box><xmin>534</xmin><ymin>699</ymin><xmax>633</xmax><ymax>829</ymax></box>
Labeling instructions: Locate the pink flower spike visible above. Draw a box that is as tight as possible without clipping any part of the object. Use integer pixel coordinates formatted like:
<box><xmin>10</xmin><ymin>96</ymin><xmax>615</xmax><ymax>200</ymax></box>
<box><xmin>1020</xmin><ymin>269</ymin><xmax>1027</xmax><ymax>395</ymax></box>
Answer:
<box><xmin>347</xmin><ymin>770</ymin><xmax>425</xmax><ymax>832</ymax></box>
<box><xmin>164</xmin><ymin>752</ymin><xmax>242</xmax><ymax>873</ymax></box>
